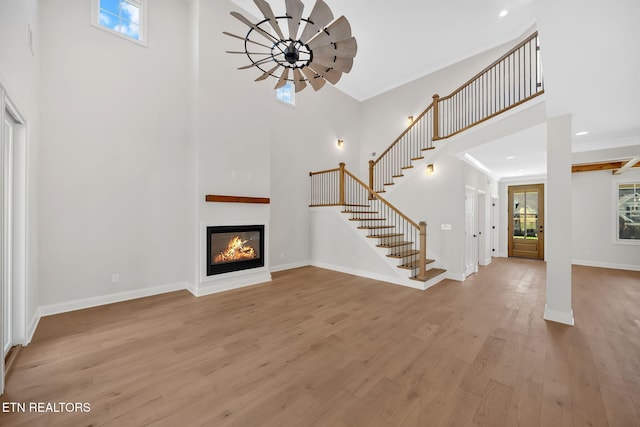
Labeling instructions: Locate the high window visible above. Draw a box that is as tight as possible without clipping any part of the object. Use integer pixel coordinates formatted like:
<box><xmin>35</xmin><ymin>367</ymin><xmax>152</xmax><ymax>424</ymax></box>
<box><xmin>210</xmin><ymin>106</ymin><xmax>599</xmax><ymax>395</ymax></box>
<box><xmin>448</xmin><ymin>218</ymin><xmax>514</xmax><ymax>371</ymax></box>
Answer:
<box><xmin>276</xmin><ymin>81</ymin><xmax>295</xmax><ymax>106</ymax></box>
<box><xmin>92</xmin><ymin>0</ymin><xmax>146</xmax><ymax>45</ymax></box>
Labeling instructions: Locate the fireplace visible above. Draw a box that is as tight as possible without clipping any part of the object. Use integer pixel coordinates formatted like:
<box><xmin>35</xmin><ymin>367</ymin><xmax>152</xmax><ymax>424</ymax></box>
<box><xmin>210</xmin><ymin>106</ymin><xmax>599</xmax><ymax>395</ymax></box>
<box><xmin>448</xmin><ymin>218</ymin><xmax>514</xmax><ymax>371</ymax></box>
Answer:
<box><xmin>206</xmin><ymin>225</ymin><xmax>265</xmax><ymax>276</ymax></box>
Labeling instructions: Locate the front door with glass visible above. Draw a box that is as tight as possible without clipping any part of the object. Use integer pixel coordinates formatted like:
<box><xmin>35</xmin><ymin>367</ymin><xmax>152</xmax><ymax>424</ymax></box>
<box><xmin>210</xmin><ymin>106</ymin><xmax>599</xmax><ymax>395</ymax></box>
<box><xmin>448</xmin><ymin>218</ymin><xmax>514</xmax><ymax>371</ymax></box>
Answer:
<box><xmin>508</xmin><ymin>184</ymin><xmax>544</xmax><ymax>259</ymax></box>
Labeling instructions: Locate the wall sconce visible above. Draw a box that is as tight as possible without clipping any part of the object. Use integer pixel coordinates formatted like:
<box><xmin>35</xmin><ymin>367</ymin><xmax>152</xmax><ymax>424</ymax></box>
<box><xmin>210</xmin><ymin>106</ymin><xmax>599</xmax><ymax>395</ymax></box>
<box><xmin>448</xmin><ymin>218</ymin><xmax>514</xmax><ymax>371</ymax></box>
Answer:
<box><xmin>408</xmin><ymin>115</ymin><xmax>414</xmax><ymax>125</ymax></box>
<box><xmin>426</xmin><ymin>164</ymin><xmax>434</xmax><ymax>175</ymax></box>
<box><xmin>337</xmin><ymin>139</ymin><xmax>344</xmax><ymax>149</ymax></box>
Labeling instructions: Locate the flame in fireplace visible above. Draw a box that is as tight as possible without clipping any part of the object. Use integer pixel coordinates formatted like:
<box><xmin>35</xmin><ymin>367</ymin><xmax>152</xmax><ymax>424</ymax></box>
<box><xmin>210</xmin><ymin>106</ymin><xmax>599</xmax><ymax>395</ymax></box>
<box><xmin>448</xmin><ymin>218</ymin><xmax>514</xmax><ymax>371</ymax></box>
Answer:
<box><xmin>214</xmin><ymin>236</ymin><xmax>257</xmax><ymax>262</ymax></box>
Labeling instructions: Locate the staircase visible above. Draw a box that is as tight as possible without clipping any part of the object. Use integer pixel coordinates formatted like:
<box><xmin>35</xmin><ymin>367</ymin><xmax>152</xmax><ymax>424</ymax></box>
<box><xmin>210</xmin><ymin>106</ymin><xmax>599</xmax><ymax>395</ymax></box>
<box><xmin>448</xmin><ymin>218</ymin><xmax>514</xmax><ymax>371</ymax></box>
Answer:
<box><xmin>310</xmin><ymin>164</ymin><xmax>445</xmax><ymax>283</ymax></box>
<box><xmin>309</xmin><ymin>32</ymin><xmax>544</xmax><ymax>287</ymax></box>
<box><xmin>343</xmin><ymin>206</ymin><xmax>446</xmax><ymax>282</ymax></box>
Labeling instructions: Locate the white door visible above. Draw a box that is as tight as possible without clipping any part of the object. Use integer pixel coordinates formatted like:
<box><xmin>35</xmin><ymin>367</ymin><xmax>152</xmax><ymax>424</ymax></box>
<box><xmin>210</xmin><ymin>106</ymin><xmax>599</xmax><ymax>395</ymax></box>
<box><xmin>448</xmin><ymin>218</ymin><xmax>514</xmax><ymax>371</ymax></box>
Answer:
<box><xmin>477</xmin><ymin>191</ymin><xmax>487</xmax><ymax>266</ymax></box>
<box><xmin>2</xmin><ymin>111</ymin><xmax>14</xmax><ymax>358</ymax></box>
<box><xmin>464</xmin><ymin>187</ymin><xmax>477</xmax><ymax>277</ymax></box>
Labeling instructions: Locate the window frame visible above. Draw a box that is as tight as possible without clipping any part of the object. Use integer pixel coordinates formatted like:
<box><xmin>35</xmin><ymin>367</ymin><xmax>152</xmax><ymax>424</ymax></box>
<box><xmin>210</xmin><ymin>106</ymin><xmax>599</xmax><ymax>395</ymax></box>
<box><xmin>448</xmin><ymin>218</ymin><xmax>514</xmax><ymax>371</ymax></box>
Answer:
<box><xmin>613</xmin><ymin>179</ymin><xmax>640</xmax><ymax>245</ymax></box>
<box><xmin>91</xmin><ymin>0</ymin><xmax>147</xmax><ymax>46</ymax></box>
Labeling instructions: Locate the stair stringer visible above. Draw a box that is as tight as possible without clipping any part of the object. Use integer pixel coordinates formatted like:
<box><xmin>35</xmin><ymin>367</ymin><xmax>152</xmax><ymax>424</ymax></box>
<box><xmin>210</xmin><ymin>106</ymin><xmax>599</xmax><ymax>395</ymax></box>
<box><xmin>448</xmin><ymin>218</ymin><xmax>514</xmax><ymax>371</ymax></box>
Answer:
<box><xmin>309</xmin><ymin>206</ymin><xmax>447</xmax><ymax>291</ymax></box>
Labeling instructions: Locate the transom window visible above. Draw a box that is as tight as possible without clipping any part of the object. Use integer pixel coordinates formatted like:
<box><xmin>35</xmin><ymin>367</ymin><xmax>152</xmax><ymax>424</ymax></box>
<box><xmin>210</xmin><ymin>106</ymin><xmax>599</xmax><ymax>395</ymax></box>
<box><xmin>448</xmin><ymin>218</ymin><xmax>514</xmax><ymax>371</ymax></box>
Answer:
<box><xmin>92</xmin><ymin>0</ymin><xmax>146</xmax><ymax>45</ymax></box>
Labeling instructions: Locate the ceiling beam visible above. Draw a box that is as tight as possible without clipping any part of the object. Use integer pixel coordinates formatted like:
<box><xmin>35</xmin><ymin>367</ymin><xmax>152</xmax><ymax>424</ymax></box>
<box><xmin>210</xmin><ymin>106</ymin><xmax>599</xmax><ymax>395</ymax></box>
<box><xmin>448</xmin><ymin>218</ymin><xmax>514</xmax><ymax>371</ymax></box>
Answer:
<box><xmin>572</xmin><ymin>159</ymin><xmax>640</xmax><ymax>173</ymax></box>
<box><xmin>613</xmin><ymin>157</ymin><xmax>640</xmax><ymax>175</ymax></box>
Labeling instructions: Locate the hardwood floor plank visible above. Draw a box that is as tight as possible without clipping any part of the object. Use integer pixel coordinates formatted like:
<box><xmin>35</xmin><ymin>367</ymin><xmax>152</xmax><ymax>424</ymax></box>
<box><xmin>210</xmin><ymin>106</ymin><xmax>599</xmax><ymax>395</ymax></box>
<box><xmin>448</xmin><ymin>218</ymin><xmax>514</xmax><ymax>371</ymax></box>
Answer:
<box><xmin>0</xmin><ymin>260</ymin><xmax>638</xmax><ymax>426</ymax></box>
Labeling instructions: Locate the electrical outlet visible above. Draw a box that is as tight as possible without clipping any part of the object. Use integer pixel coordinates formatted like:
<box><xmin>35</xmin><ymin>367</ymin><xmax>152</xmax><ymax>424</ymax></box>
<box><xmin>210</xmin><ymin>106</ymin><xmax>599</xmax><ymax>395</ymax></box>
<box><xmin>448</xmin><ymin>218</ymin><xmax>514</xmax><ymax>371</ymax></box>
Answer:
<box><xmin>111</xmin><ymin>274</ymin><xmax>119</xmax><ymax>283</ymax></box>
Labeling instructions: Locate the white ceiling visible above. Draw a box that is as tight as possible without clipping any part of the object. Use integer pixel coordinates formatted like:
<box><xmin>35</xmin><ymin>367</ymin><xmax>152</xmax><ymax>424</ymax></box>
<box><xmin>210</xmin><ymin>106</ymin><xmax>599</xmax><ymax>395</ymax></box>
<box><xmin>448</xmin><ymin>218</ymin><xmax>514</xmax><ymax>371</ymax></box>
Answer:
<box><xmin>228</xmin><ymin>0</ymin><xmax>640</xmax><ymax>179</ymax></box>
<box><xmin>230</xmin><ymin>0</ymin><xmax>537</xmax><ymax>101</ymax></box>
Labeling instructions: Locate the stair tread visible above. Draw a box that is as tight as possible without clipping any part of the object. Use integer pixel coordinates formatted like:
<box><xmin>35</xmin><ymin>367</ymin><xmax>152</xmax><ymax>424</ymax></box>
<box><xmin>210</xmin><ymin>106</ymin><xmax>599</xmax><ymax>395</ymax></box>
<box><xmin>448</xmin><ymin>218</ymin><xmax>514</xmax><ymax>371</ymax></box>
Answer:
<box><xmin>358</xmin><ymin>225</ymin><xmax>395</xmax><ymax>230</ymax></box>
<box><xmin>421</xmin><ymin>146</ymin><xmax>435</xmax><ymax>151</ymax></box>
<box><xmin>410</xmin><ymin>268</ymin><xmax>447</xmax><ymax>282</ymax></box>
<box><xmin>397</xmin><ymin>259</ymin><xmax>436</xmax><ymax>269</ymax></box>
<box><xmin>387</xmin><ymin>249</ymin><xmax>420</xmax><ymax>258</ymax></box>
<box><xmin>411</xmin><ymin>156</ymin><xmax>425</xmax><ymax>161</ymax></box>
<box><xmin>383</xmin><ymin>182</ymin><xmax>395</xmax><ymax>186</ymax></box>
<box><xmin>401</xmin><ymin>165</ymin><xmax>414</xmax><ymax>170</ymax></box>
<box><xmin>342</xmin><ymin>210</ymin><xmax>377</xmax><ymax>214</ymax></box>
<box><xmin>342</xmin><ymin>204</ymin><xmax>371</xmax><ymax>207</ymax></box>
<box><xmin>349</xmin><ymin>218</ymin><xmax>386</xmax><ymax>221</ymax></box>
<box><xmin>366</xmin><ymin>233</ymin><xmax>403</xmax><ymax>239</ymax></box>
<box><xmin>392</xmin><ymin>174</ymin><xmax>404</xmax><ymax>178</ymax></box>
<box><xmin>376</xmin><ymin>241</ymin><xmax>413</xmax><ymax>248</ymax></box>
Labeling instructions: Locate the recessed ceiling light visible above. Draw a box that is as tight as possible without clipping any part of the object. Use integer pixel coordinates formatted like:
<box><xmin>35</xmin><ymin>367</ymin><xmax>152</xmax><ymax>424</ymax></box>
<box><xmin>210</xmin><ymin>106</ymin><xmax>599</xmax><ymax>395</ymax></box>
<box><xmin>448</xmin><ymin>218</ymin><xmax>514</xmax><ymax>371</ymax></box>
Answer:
<box><xmin>506</xmin><ymin>156</ymin><xmax>515</xmax><ymax>160</ymax></box>
<box><xmin>575</xmin><ymin>131</ymin><xmax>589</xmax><ymax>136</ymax></box>
<box><xmin>499</xmin><ymin>10</ymin><xmax>508</xmax><ymax>17</ymax></box>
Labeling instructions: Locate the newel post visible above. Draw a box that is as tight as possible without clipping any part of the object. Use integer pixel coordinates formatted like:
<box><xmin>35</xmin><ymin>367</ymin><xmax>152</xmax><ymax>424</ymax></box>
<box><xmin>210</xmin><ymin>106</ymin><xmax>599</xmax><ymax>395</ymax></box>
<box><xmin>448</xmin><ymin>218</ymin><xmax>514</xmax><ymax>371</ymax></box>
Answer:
<box><xmin>339</xmin><ymin>162</ymin><xmax>346</xmax><ymax>205</ymax></box>
<box><xmin>368</xmin><ymin>160</ymin><xmax>375</xmax><ymax>199</ymax></box>
<box><xmin>432</xmin><ymin>94</ymin><xmax>440</xmax><ymax>140</ymax></box>
<box><xmin>419</xmin><ymin>221</ymin><xmax>427</xmax><ymax>280</ymax></box>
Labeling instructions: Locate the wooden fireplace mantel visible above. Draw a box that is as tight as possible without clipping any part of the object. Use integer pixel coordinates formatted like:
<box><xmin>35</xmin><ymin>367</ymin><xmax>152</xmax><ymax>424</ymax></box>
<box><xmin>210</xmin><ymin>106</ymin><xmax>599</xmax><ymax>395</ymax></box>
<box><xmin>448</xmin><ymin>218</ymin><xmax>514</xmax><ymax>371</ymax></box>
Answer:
<box><xmin>205</xmin><ymin>195</ymin><xmax>270</xmax><ymax>204</ymax></box>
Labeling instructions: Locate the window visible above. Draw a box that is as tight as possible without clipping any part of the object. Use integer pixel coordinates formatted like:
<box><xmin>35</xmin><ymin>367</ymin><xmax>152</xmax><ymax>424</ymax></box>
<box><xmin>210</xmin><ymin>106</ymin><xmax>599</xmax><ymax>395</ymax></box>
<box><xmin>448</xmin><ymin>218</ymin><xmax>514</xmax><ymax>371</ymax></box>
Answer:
<box><xmin>616</xmin><ymin>181</ymin><xmax>640</xmax><ymax>244</ymax></box>
<box><xmin>92</xmin><ymin>0</ymin><xmax>146</xmax><ymax>45</ymax></box>
<box><xmin>276</xmin><ymin>81</ymin><xmax>295</xmax><ymax>106</ymax></box>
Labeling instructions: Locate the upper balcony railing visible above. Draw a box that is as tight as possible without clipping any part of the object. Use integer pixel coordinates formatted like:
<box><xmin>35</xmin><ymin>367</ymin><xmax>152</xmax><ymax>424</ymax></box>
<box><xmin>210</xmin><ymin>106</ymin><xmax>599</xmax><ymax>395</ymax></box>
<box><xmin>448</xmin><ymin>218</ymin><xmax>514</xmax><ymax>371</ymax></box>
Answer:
<box><xmin>369</xmin><ymin>32</ymin><xmax>544</xmax><ymax>193</ymax></box>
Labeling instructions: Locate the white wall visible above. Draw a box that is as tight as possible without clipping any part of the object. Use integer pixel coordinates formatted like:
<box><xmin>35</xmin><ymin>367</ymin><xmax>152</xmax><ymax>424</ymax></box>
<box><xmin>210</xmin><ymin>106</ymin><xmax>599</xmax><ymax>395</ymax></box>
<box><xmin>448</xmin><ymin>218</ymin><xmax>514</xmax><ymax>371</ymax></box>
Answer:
<box><xmin>0</xmin><ymin>0</ymin><xmax>40</xmax><ymax>337</ymax></box>
<box><xmin>572</xmin><ymin>168</ymin><xmax>640</xmax><ymax>271</ymax></box>
<box><xmin>38</xmin><ymin>0</ymin><xmax>192</xmax><ymax>307</ymax></box>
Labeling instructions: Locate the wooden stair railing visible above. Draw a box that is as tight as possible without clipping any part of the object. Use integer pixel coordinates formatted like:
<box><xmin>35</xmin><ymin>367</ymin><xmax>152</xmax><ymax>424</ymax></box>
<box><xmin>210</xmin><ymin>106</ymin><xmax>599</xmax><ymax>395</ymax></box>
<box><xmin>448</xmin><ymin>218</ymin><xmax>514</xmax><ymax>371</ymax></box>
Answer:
<box><xmin>370</xmin><ymin>32</ymin><xmax>545</xmax><ymax>193</ymax></box>
<box><xmin>310</xmin><ymin>163</ymin><xmax>444</xmax><ymax>282</ymax></box>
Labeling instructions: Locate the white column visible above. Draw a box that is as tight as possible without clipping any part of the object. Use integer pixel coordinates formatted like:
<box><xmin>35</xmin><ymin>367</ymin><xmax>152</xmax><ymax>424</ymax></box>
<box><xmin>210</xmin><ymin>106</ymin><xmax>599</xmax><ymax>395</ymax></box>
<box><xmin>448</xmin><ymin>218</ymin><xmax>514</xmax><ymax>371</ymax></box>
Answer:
<box><xmin>544</xmin><ymin>114</ymin><xmax>574</xmax><ymax>325</ymax></box>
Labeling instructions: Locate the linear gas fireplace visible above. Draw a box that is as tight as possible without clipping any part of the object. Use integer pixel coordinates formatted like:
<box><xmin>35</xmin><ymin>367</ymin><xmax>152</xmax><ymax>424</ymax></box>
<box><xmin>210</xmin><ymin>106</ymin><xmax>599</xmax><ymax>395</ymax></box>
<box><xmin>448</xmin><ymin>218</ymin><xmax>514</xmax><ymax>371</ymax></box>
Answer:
<box><xmin>206</xmin><ymin>225</ymin><xmax>265</xmax><ymax>276</ymax></box>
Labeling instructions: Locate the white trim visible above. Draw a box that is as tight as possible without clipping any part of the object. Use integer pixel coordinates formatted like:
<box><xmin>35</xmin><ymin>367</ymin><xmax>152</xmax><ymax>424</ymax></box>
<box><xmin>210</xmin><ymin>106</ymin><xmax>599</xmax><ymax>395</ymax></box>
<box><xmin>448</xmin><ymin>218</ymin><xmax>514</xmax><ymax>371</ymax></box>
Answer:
<box><xmin>26</xmin><ymin>309</ymin><xmax>40</xmax><ymax>344</ymax></box>
<box><xmin>38</xmin><ymin>281</ymin><xmax>188</xmax><ymax>317</ymax></box>
<box><xmin>310</xmin><ymin>260</ymin><xmax>424</xmax><ymax>290</ymax></box>
<box><xmin>445</xmin><ymin>272</ymin><xmax>466</xmax><ymax>281</ymax></box>
<box><xmin>543</xmin><ymin>304</ymin><xmax>574</xmax><ymax>326</ymax></box>
<box><xmin>190</xmin><ymin>272</ymin><xmax>271</xmax><ymax>297</ymax></box>
<box><xmin>572</xmin><ymin>259</ymin><xmax>640</xmax><ymax>272</ymax></box>
<box><xmin>269</xmin><ymin>261</ymin><xmax>310</xmax><ymax>273</ymax></box>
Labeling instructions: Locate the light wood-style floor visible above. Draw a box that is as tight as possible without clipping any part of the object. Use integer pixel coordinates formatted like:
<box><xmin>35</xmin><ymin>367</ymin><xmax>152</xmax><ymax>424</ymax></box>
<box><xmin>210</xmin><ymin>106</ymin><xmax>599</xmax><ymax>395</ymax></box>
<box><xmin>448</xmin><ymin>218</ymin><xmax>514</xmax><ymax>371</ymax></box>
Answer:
<box><xmin>2</xmin><ymin>258</ymin><xmax>640</xmax><ymax>426</ymax></box>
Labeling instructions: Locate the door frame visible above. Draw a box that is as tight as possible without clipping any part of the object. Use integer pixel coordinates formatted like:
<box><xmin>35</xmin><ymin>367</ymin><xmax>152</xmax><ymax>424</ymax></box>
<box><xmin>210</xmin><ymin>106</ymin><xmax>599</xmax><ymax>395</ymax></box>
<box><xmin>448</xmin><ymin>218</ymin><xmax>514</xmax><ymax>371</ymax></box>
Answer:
<box><xmin>0</xmin><ymin>86</ymin><xmax>29</xmax><ymax>395</ymax></box>
<box><xmin>508</xmin><ymin>183</ymin><xmax>545</xmax><ymax>259</ymax></box>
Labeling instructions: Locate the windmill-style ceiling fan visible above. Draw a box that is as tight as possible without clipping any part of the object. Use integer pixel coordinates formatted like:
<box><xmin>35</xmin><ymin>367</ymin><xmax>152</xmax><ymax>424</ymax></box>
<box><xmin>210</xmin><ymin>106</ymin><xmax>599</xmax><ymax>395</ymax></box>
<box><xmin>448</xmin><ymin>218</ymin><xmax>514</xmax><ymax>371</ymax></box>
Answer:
<box><xmin>224</xmin><ymin>0</ymin><xmax>357</xmax><ymax>93</ymax></box>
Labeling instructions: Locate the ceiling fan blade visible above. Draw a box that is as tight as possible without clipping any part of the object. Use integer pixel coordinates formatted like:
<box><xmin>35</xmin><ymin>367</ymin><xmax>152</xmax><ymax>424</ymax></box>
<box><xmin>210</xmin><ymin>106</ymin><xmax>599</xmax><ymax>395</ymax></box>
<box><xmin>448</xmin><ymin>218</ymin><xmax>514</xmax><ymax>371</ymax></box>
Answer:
<box><xmin>307</xmin><ymin>16</ymin><xmax>352</xmax><ymax>50</ymax></box>
<box><xmin>230</xmin><ymin>11</ymin><xmax>278</xmax><ymax>44</ymax></box>
<box><xmin>299</xmin><ymin>0</ymin><xmax>334</xmax><ymax>44</ymax></box>
<box><xmin>253</xmin><ymin>0</ymin><xmax>286</xmax><ymax>40</ymax></box>
<box><xmin>222</xmin><ymin>31</ymin><xmax>273</xmax><ymax>49</ymax></box>
<box><xmin>310</xmin><ymin>56</ymin><xmax>353</xmax><ymax>73</ymax></box>
<box><xmin>285</xmin><ymin>0</ymin><xmax>304</xmax><ymax>40</ymax></box>
<box><xmin>301</xmin><ymin>67</ymin><xmax>326</xmax><ymax>91</ymax></box>
<box><xmin>255</xmin><ymin>64</ymin><xmax>281</xmax><ymax>81</ymax></box>
<box><xmin>292</xmin><ymin>68</ymin><xmax>307</xmax><ymax>93</ymax></box>
<box><xmin>226</xmin><ymin>51</ymin><xmax>272</xmax><ymax>55</ymax></box>
<box><xmin>312</xmin><ymin>37</ymin><xmax>358</xmax><ymax>58</ymax></box>
<box><xmin>308</xmin><ymin>64</ymin><xmax>342</xmax><ymax>85</ymax></box>
<box><xmin>238</xmin><ymin>57</ymin><xmax>276</xmax><ymax>70</ymax></box>
<box><xmin>275</xmin><ymin>67</ymin><xmax>290</xmax><ymax>89</ymax></box>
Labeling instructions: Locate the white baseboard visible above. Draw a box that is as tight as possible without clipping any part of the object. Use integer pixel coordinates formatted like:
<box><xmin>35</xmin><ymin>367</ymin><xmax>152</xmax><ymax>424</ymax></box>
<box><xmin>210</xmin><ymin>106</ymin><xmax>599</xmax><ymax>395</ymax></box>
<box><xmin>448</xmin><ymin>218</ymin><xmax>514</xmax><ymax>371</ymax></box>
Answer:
<box><xmin>479</xmin><ymin>257</ymin><xmax>492</xmax><ymax>266</ymax></box>
<box><xmin>191</xmin><ymin>272</ymin><xmax>272</xmax><ymax>297</ymax></box>
<box><xmin>38</xmin><ymin>281</ymin><xmax>189</xmax><ymax>317</ymax></box>
<box><xmin>26</xmin><ymin>309</ymin><xmax>41</xmax><ymax>344</ymax></box>
<box><xmin>445</xmin><ymin>272</ymin><xmax>466</xmax><ymax>281</ymax></box>
<box><xmin>543</xmin><ymin>304</ymin><xmax>574</xmax><ymax>326</ymax></box>
<box><xmin>310</xmin><ymin>261</ymin><xmax>425</xmax><ymax>290</ymax></box>
<box><xmin>572</xmin><ymin>259</ymin><xmax>640</xmax><ymax>272</ymax></box>
<box><xmin>269</xmin><ymin>261</ymin><xmax>311</xmax><ymax>273</ymax></box>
